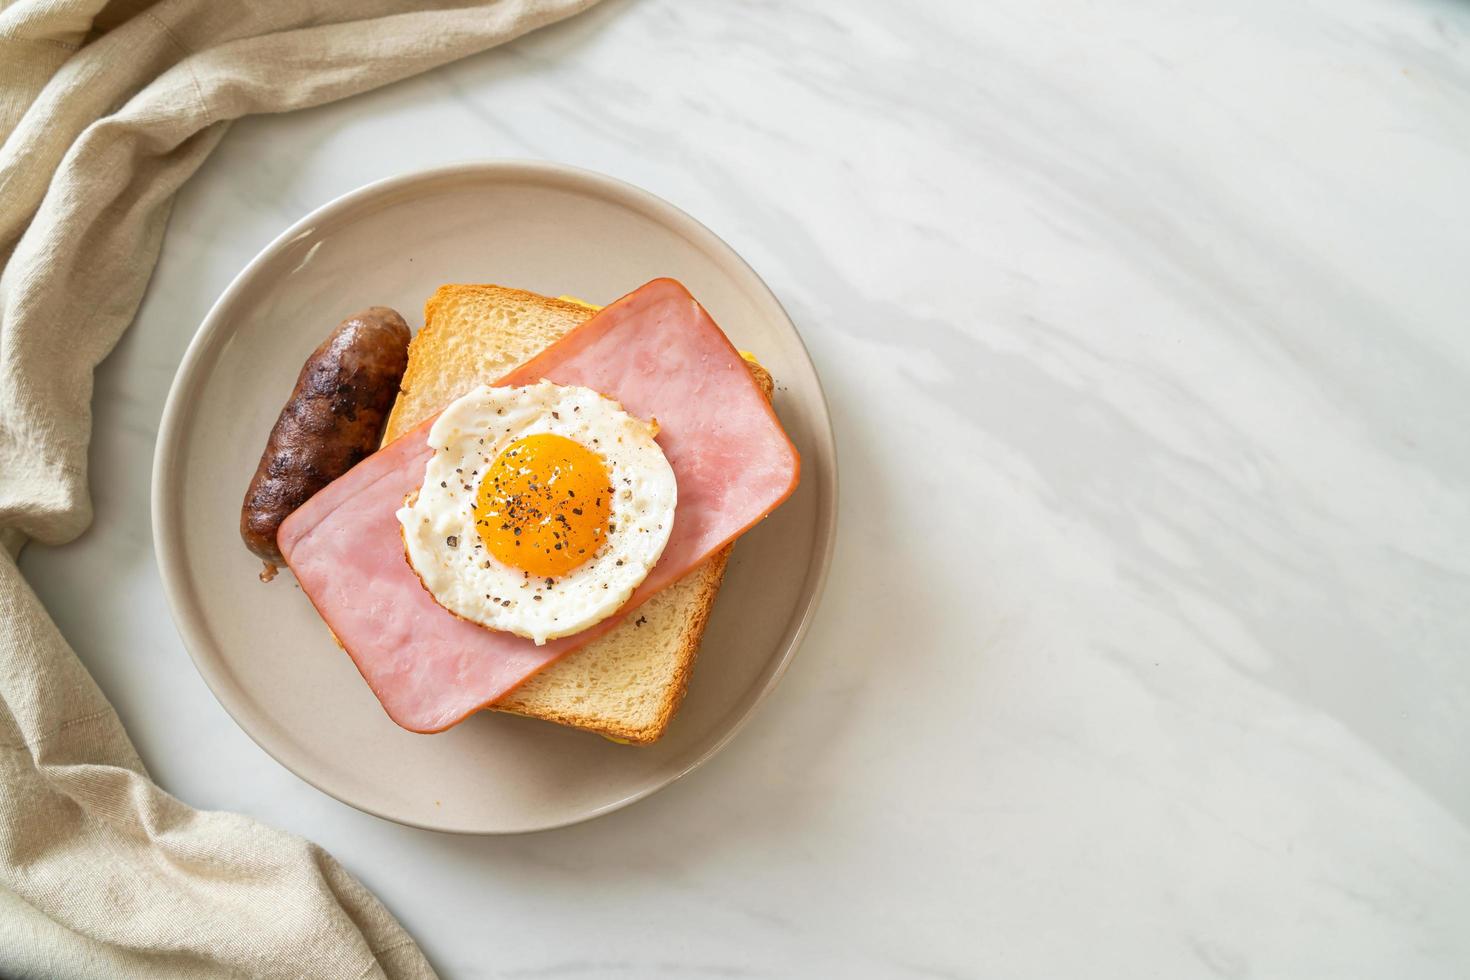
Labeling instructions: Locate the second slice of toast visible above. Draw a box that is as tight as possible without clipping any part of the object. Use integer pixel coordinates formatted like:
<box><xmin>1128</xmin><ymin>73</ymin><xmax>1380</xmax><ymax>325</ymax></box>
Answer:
<box><xmin>382</xmin><ymin>284</ymin><xmax>772</xmax><ymax>744</ymax></box>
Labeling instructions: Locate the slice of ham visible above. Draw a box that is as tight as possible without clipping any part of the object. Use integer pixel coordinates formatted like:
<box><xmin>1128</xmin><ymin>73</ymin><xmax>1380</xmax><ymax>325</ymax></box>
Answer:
<box><xmin>278</xmin><ymin>279</ymin><xmax>800</xmax><ymax>733</ymax></box>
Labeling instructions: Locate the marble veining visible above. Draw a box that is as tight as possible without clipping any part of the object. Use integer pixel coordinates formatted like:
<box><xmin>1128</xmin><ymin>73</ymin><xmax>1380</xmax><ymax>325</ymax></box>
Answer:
<box><xmin>19</xmin><ymin>0</ymin><xmax>1470</xmax><ymax>976</ymax></box>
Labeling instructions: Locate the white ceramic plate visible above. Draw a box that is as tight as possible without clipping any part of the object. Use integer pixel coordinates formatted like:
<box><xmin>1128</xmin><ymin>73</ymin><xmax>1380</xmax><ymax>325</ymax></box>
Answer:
<box><xmin>152</xmin><ymin>161</ymin><xmax>837</xmax><ymax>834</ymax></box>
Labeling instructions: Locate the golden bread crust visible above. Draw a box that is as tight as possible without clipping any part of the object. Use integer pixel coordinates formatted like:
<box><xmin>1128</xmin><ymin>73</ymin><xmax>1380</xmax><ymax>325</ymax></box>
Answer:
<box><xmin>386</xmin><ymin>285</ymin><xmax>774</xmax><ymax>743</ymax></box>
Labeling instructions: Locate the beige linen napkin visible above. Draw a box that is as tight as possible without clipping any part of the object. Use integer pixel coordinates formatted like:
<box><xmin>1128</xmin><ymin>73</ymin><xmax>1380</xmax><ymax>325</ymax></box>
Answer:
<box><xmin>0</xmin><ymin>0</ymin><xmax>599</xmax><ymax>976</ymax></box>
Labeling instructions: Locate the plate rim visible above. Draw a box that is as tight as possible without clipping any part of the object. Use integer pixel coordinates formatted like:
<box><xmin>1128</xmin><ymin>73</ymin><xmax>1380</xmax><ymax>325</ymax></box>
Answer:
<box><xmin>151</xmin><ymin>159</ymin><xmax>839</xmax><ymax>834</ymax></box>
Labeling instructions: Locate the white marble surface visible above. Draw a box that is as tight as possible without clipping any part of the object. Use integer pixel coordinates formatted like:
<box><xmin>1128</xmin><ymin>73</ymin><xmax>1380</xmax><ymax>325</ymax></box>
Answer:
<box><xmin>19</xmin><ymin>0</ymin><xmax>1470</xmax><ymax>976</ymax></box>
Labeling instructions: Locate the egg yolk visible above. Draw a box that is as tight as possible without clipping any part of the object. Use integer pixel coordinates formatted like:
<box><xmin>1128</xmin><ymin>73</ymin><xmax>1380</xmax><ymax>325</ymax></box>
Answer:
<box><xmin>474</xmin><ymin>433</ymin><xmax>612</xmax><ymax>578</ymax></box>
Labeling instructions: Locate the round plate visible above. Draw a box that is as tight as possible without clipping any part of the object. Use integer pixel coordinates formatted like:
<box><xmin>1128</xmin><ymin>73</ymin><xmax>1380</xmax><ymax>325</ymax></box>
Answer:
<box><xmin>153</xmin><ymin>161</ymin><xmax>837</xmax><ymax>834</ymax></box>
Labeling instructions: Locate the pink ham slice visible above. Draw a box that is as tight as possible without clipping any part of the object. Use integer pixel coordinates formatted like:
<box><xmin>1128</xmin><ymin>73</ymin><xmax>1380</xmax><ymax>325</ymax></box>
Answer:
<box><xmin>278</xmin><ymin>278</ymin><xmax>800</xmax><ymax>733</ymax></box>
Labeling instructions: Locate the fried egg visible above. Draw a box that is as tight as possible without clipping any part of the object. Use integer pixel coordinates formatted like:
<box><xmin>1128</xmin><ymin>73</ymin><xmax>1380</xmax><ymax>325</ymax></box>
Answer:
<box><xmin>397</xmin><ymin>381</ymin><xmax>676</xmax><ymax>644</ymax></box>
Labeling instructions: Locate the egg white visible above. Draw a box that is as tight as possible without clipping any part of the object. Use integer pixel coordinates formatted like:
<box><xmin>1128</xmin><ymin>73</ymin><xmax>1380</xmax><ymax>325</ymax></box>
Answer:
<box><xmin>397</xmin><ymin>381</ymin><xmax>675</xmax><ymax>645</ymax></box>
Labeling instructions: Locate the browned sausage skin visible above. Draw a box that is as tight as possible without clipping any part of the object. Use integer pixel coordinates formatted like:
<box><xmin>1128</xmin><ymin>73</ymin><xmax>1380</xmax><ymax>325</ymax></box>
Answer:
<box><xmin>241</xmin><ymin>307</ymin><xmax>411</xmax><ymax>567</ymax></box>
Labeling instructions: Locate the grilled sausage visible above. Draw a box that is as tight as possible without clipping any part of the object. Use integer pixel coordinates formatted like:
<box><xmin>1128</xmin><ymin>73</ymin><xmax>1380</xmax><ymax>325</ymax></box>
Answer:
<box><xmin>241</xmin><ymin>307</ymin><xmax>411</xmax><ymax>568</ymax></box>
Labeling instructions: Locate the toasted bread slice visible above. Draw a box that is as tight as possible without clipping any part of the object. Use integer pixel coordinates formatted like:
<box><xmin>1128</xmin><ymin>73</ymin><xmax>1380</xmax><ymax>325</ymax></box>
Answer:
<box><xmin>382</xmin><ymin>284</ymin><xmax>773</xmax><ymax>744</ymax></box>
